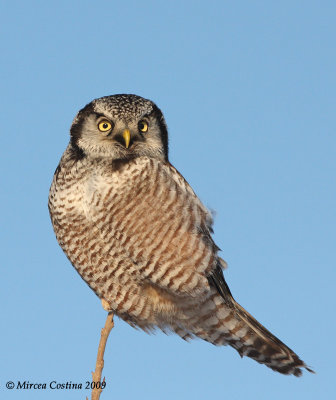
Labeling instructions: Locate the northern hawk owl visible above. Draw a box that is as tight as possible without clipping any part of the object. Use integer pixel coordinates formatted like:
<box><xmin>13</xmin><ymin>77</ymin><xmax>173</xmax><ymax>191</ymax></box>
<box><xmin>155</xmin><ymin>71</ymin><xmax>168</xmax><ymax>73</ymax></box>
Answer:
<box><xmin>48</xmin><ymin>94</ymin><xmax>312</xmax><ymax>376</ymax></box>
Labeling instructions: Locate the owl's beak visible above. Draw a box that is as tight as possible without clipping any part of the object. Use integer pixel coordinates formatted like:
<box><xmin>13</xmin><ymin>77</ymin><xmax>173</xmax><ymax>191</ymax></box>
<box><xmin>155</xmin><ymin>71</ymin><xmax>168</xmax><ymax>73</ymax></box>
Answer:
<box><xmin>122</xmin><ymin>129</ymin><xmax>131</xmax><ymax>149</ymax></box>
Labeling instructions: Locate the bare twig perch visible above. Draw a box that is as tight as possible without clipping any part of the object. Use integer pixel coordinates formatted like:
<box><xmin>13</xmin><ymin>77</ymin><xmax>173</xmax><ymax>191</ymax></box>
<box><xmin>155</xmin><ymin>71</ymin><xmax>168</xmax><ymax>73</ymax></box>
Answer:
<box><xmin>87</xmin><ymin>312</ymin><xmax>114</xmax><ymax>400</ymax></box>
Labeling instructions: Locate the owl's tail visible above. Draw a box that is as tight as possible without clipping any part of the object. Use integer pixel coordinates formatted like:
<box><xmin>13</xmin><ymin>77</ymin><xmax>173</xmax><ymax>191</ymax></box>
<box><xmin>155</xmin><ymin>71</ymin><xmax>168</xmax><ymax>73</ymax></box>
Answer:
<box><xmin>186</xmin><ymin>266</ymin><xmax>316</xmax><ymax>376</ymax></box>
<box><xmin>225</xmin><ymin>299</ymin><xmax>314</xmax><ymax>376</ymax></box>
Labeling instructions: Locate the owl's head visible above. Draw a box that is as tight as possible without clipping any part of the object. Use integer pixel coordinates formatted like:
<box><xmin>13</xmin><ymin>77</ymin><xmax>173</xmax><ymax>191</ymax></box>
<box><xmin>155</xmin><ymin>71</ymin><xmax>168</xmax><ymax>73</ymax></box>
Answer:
<box><xmin>70</xmin><ymin>94</ymin><xmax>169</xmax><ymax>161</ymax></box>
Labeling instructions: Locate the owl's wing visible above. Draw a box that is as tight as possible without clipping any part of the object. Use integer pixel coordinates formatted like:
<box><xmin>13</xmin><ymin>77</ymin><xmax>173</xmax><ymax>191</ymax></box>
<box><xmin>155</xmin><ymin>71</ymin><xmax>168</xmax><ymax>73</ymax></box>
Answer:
<box><xmin>87</xmin><ymin>157</ymin><xmax>222</xmax><ymax>298</ymax></box>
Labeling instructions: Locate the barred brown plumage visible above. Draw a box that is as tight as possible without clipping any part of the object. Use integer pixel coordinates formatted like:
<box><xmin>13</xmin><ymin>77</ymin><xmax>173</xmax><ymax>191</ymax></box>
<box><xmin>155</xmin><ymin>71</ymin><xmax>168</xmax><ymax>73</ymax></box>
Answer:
<box><xmin>48</xmin><ymin>94</ymin><xmax>313</xmax><ymax>376</ymax></box>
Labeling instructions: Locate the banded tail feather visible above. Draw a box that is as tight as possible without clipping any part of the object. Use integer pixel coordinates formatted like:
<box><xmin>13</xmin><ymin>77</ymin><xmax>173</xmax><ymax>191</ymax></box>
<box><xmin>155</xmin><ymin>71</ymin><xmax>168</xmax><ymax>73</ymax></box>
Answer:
<box><xmin>208</xmin><ymin>265</ymin><xmax>314</xmax><ymax>376</ymax></box>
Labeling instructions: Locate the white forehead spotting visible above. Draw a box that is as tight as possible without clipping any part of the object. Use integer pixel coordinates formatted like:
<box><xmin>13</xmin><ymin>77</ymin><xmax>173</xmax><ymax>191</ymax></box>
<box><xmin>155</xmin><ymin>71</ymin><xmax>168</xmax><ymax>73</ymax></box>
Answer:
<box><xmin>92</xmin><ymin>95</ymin><xmax>154</xmax><ymax>121</ymax></box>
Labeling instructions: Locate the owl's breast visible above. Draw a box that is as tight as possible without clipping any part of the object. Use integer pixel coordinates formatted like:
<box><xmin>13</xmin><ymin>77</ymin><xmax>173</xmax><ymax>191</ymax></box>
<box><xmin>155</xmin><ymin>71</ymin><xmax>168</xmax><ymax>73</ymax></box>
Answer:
<box><xmin>49</xmin><ymin>160</ymin><xmax>93</xmax><ymax>251</ymax></box>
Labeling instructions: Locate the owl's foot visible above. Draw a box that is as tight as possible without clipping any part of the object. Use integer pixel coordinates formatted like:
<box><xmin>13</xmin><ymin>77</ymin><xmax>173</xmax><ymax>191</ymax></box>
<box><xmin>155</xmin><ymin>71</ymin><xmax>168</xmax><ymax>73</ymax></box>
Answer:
<box><xmin>101</xmin><ymin>298</ymin><xmax>113</xmax><ymax>311</ymax></box>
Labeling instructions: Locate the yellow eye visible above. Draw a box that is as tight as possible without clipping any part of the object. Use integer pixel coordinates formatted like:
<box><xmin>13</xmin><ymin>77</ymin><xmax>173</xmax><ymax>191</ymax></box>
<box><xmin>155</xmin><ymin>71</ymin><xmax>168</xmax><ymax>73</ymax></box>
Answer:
<box><xmin>98</xmin><ymin>120</ymin><xmax>113</xmax><ymax>133</ymax></box>
<box><xmin>138</xmin><ymin>120</ymin><xmax>148</xmax><ymax>133</ymax></box>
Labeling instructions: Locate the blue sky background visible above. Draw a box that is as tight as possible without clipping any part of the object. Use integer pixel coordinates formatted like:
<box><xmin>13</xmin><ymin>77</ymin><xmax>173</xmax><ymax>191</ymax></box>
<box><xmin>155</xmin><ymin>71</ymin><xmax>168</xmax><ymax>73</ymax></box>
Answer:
<box><xmin>1</xmin><ymin>1</ymin><xmax>335</xmax><ymax>399</ymax></box>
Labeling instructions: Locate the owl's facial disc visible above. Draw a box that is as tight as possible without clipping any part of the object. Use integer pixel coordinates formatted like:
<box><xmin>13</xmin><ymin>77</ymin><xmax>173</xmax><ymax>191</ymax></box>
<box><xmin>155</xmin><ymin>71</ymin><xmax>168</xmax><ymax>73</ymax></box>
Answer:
<box><xmin>76</xmin><ymin>113</ymin><xmax>162</xmax><ymax>159</ymax></box>
<box><xmin>70</xmin><ymin>94</ymin><xmax>169</xmax><ymax>161</ymax></box>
